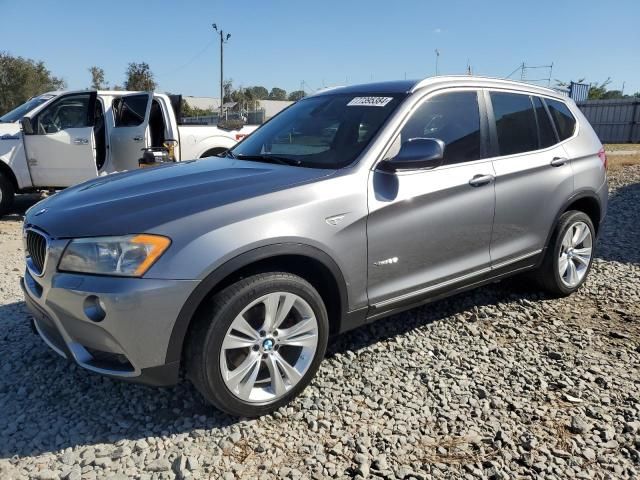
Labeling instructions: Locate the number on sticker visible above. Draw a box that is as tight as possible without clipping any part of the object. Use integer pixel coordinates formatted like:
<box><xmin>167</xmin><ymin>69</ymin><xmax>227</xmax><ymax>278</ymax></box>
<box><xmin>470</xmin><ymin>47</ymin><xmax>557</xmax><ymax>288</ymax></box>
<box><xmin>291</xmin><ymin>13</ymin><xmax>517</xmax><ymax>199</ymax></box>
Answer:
<box><xmin>347</xmin><ymin>97</ymin><xmax>394</xmax><ymax>107</ymax></box>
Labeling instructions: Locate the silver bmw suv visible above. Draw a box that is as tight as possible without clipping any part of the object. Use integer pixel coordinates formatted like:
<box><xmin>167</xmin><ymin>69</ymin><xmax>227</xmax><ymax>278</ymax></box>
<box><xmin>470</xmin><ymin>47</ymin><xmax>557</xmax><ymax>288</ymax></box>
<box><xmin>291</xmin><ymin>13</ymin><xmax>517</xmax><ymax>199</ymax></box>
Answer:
<box><xmin>22</xmin><ymin>76</ymin><xmax>607</xmax><ymax>416</ymax></box>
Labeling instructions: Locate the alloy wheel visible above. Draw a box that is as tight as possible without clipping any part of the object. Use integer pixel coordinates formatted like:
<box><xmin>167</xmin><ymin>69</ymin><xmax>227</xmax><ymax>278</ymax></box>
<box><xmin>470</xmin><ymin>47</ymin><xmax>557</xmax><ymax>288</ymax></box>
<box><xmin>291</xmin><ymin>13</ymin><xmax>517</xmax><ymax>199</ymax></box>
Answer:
<box><xmin>558</xmin><ymin>221</ymin><xmax>593</xmax><ymax>287</ymax></box>
<box><xmin>219</xmin><ymin>292</ymin><xmax>319</xmax><ymax>404</ymax></box>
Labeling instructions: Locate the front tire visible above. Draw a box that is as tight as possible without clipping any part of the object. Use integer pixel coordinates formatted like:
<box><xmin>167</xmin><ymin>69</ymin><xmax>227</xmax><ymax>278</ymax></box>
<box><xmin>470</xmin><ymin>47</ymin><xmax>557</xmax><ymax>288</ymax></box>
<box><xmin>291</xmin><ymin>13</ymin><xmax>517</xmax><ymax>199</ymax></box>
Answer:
<box><xmin>535</xmin><ymin>210</ymin><xmax>595</xmax><ymax>296</ymax></box>
<box><xmin>186</xmin><ymin>272</ymin><xmax>329</xmax><ymax>417</ymax></box>
<box><xmin>0</xmin><ymin>172</ymin><xmax>15</xmax><ymax>217</ymax></box>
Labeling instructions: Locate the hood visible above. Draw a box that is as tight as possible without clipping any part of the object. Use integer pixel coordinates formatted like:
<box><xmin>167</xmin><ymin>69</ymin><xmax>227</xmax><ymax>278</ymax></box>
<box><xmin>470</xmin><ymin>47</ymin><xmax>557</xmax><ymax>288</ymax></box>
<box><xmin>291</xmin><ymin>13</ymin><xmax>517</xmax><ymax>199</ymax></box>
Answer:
<box><xmin>25</xmin><ymin>158</ymin><xmax>334</xmax><ymax>237</ymax></box>
<box><xmin>0</xmin><ymin>123</ymin><xmax>21</xmax><ymax>137</ymax></box>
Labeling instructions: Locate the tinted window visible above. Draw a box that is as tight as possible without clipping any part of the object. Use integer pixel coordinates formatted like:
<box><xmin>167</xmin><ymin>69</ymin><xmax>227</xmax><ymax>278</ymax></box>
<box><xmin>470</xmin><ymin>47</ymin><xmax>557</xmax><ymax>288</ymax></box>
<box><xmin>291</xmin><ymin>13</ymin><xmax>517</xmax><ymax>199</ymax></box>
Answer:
<box><xmin>490</xmin><ymin>92</ymin><xmax>538</xmax><ymax>156</ymax></box>
<box><xmin>113</xmin><ymin>95</ymin><xmax>149</xmax><ymax>127</ymax></box>
<box><xmin>533</xmin><ymin>96</ymin><xmax>556</xmax><ymax>148</ymax></box>
<box><xmin>400</xmin><ymin>91</ymin><xmax>481</xmax><ymax>165</ymax></box>
<box><xmin>232</xmin><ymin>93</ymin><xmax>404</xmax><ymax>169</ymax></box>
<box><xmin>35</xmin><ymin>94</ymin><xmax>91</xmax><ymax>134</ymax></box>
<box><xmin>546</xmin><ymin>98</ymin><xmax>576</xmax><ymax>141</ymax></box>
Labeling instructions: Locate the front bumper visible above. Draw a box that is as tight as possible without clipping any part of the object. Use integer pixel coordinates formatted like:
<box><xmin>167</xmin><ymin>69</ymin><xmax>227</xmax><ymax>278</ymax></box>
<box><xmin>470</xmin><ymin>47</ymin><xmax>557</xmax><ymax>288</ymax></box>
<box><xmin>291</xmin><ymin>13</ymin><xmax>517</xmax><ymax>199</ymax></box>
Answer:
<box><xmin>21</xmin><ymin>268</ymin><xmax>198</xmax><ymax>386</ymax></box>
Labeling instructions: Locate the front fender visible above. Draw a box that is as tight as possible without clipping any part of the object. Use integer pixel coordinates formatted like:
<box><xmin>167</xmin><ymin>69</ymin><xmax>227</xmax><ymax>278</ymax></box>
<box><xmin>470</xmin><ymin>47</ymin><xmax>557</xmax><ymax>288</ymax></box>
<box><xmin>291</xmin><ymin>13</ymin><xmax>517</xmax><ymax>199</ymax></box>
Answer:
<box><xmin>163</xmin><ymin>242</ymin><xmax>349</xmax><ymax>364</ymax></box>
<box><xmin>0</xmin><ymin>134</ymin><xmax>31</xmax><ymax>189</ymax></box>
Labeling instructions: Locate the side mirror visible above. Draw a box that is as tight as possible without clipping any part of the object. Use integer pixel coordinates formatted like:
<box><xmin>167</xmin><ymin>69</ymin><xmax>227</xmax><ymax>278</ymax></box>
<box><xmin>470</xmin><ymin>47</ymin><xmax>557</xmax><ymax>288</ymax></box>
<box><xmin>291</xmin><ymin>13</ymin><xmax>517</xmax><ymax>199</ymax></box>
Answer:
<box><xmin>20</xmin><ymin>117</ymin><xmax>34</xmax><ymax>135</ymax></box>
<box><xmin>379</xmin><ymin>138</ymin><xmax>445</xmax><ymax>172</ymax></box>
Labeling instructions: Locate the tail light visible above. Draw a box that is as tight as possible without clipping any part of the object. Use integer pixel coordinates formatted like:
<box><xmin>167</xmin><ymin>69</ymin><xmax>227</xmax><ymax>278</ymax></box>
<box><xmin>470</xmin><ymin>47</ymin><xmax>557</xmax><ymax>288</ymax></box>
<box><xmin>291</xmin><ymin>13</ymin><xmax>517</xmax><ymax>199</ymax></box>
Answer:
<box><xmin>597</xmin><ymin>147</ymin><xmax>608</xmax><ymax>170</ymax></box>
<box><xmin>235</xmin><ymin>133</ymin><xmax>248</xmax><ymax>141</ymax></box>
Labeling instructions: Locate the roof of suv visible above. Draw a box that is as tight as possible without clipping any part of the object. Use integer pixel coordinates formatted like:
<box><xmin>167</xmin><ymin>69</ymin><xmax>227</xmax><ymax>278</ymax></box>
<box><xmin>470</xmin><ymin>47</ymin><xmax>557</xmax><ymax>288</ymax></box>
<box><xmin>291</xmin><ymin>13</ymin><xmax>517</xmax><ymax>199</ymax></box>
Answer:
<box><xmin>312</xmin><ymin>75</ymin><xmax>567</xmax><ymax>101</ymax></box>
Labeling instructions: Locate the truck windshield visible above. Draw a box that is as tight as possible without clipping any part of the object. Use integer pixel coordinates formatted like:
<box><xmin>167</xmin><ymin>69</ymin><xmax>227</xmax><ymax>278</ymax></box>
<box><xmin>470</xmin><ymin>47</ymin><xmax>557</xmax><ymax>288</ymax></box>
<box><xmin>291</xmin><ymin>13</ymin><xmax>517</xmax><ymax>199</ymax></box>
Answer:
<box><xmin>230</xmin><ymin>93</ymin><xmax>405</xmax><ymax>169</ymax></box>
<box><xmin>0</xmin><ymin>95</ymin><xmax>53</xmax><ymax>123</ymax></box>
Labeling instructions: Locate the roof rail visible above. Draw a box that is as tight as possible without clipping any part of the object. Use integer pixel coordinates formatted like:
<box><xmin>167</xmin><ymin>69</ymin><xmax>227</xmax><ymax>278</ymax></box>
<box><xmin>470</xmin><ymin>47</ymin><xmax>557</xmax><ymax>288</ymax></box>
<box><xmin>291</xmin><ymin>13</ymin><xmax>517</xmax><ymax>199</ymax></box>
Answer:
<box><xmin>307</xmin><ymin>85</ymin><xmax>346</xmax><ymax>97</ymax></box>
<box><xmin>410</xmin><ymin>75</ymin><xmax>561</xmax><ymax>96</ymax></box>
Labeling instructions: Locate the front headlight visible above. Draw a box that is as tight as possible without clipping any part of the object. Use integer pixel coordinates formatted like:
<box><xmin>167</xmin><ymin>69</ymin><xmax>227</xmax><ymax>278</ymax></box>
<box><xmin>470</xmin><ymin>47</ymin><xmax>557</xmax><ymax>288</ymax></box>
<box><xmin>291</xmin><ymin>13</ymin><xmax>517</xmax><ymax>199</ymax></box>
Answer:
<box><xmin>59</xmin><ymin>234</ymin><xmax>171</xmax><ymax>277</ymax></box>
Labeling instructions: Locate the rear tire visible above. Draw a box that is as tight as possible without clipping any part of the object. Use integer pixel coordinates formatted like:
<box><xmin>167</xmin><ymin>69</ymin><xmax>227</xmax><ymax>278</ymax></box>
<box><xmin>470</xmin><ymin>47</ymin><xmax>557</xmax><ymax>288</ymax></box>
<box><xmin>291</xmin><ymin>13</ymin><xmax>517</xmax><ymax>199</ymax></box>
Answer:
<box><xmin>185</xmin><ymin>272</ymin><xmax>328</xmax><ymax>417</ymax></box>
<box><xmin>0</xmin><ymin>172</ymin><xmax>15</xmax><ymax>217</ymax></box>
<box><xmin>535</xmin><ymin>210</ymin><xmax>595</xmax><ymax>296</ymax></box>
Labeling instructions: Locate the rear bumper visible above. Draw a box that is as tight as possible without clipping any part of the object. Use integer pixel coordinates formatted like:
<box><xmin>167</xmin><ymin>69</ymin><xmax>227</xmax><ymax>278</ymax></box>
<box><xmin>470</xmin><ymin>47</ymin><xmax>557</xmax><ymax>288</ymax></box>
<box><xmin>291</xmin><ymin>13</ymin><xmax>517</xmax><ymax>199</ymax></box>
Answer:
<box><xmin>596</xmin><ymin>177</ymin><xmax>609</xmax><ymax>227</ymax></box>
<box><xmin>21</xmin><ymin>270</ymin><xmax>198</xmax><ymax>386</ymax></box>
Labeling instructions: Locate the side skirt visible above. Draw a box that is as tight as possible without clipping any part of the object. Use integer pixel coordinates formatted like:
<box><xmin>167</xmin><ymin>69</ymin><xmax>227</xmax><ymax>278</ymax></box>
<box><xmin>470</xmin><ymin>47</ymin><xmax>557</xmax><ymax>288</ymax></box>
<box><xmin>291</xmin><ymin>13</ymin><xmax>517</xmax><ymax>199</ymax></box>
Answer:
<box><xmin>340</xmin><ymin>251</ymin><xmax>542</xmax><ymax>331</ymax></box>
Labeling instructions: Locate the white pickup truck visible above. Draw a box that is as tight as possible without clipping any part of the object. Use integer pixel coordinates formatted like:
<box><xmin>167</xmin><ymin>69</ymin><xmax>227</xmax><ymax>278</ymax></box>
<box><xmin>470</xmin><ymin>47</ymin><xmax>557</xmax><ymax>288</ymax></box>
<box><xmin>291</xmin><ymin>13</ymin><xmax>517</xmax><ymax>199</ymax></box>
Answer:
<box><xmin>0</xmin><ymin>90</ymin><xmax>257</xmax><ymax>214</ymax></box>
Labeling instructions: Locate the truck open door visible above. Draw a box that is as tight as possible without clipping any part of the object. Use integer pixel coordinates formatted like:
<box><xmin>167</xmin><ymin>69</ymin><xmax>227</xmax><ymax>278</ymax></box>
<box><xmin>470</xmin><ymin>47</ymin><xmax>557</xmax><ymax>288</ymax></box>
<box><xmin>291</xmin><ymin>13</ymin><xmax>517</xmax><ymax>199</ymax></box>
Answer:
<box><xmin>21</xmin><ymin>92</ymin><xmax>99</xmax><ymax>187</ymax></box>
<box><xmin>109</xmin><ymin>93</ymin><xmax>152</xmax><ymax>171</ymax></box>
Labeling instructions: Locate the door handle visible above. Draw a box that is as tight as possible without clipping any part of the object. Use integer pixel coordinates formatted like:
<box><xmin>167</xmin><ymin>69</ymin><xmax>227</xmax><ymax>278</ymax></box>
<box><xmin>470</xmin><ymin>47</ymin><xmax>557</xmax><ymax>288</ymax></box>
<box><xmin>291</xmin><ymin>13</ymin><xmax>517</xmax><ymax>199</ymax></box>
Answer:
<box><xmin>550</xmin><ymin>157</ymin><xmax>568</xmax><ymax>167</ymax></box>
<box><xmin>469</xmin><ymin>174</ymin><xmax>495</xmax><ymax>187</ymax></box>
<box><xmin>73</xmin><ymin>138</ymin><xmax>89</xmax><ymax>145</ymax></box>
<box><xmin>133</xmin><ymin>135</ymin><xmax>143</xmax><ymax>142</ymax></box>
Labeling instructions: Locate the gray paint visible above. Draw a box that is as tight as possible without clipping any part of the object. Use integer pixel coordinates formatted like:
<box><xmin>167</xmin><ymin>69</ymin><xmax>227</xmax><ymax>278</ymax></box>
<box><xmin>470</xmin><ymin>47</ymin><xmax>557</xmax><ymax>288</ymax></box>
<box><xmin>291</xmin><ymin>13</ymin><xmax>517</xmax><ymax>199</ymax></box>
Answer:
<box><xmin>23</xmin><ymin>76</ymin><xmax>607</xmax><ymax>384</ymax></box>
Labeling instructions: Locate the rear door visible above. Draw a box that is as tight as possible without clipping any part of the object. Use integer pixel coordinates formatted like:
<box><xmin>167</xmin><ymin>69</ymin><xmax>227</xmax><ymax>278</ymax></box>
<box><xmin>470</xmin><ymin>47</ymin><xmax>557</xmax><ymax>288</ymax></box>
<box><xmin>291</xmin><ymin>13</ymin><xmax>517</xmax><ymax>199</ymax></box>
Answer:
<box><xmin>487</xmin><ymin>90</ymin><xmax>574</xmax><ymax>265</ymax></box>
<box><xmin>367</xmin><ymin>89</ymin><xmax>496</xmax><ymax>308</ymax></box>
<box><xmin>109</xmin><ymin>93</ymin><xmax>152</xmax><ymax>171</ymax></box>
<box><xmin>23</xmin><ymin>92</ymin><xmax>98</xmax><ymax>187</ymax></box>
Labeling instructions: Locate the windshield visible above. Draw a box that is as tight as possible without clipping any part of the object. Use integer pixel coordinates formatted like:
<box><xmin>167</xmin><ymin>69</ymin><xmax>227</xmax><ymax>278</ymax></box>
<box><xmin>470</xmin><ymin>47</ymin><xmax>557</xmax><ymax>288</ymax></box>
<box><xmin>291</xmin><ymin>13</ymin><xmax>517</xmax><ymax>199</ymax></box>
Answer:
<box><xmin>231</xmin><ymin>93</ymin><xmax>405</xmax><ymax>168</ymax></box>
<box><xmin>0</xmin><ymin>95</ymin><xmax>53</xmax><ymax>123</ymax></box>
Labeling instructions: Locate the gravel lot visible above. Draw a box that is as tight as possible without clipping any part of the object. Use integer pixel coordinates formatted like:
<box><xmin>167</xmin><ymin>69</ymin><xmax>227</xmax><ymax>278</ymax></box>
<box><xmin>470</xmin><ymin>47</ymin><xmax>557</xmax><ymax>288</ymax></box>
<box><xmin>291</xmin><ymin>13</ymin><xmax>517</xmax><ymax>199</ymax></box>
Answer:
<box><xmin>1</xmin><ymin>167</ymin><xmax>639</xmax><ymax>480</ymax></box>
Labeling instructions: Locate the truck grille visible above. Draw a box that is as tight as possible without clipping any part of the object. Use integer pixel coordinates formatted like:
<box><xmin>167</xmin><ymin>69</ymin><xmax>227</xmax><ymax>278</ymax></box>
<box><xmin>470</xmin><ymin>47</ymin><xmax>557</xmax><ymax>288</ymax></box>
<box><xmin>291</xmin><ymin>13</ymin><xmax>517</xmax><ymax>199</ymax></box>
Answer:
<box><xmin>26</xmin><ymin>230</ymin><xmax>48</xmax><ymax>275</ymax></box>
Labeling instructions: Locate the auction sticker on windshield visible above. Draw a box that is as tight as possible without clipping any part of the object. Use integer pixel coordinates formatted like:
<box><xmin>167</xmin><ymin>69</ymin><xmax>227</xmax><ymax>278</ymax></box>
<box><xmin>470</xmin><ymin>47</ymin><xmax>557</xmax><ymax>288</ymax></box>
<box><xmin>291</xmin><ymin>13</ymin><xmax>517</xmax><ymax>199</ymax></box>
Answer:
<box><xmin>347</xmin><ymin>97</ymin><xmax>394</xmax><ymax>107</ymax></box>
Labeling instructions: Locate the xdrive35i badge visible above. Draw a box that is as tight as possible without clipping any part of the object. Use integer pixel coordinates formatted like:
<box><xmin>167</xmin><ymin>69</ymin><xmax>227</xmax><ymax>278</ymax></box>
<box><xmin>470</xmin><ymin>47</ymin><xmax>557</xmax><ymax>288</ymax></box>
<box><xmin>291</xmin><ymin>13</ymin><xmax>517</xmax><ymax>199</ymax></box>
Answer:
<box><xmin>373</xmin><ymin>257</ymin><xmax>399</xmax><ymax>266</ymax></box>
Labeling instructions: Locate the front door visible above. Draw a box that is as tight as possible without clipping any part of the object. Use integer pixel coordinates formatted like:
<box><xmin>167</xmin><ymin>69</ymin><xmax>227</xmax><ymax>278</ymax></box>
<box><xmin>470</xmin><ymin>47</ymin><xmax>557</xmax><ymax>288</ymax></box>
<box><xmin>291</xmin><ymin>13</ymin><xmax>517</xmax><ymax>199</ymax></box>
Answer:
<box><xmin>109</xmin><ymin>93</ymin><xmax>152</xmax><ymax>171</ymax></box>
<box><xmin>23</xmin><ymin>92</ymin><xmax>98</xmax><ymax>187</ymax></box>
<box><xmin>367</xmin><ymin>90</ymin><xmax>495</xmax><ymax>308</ymax></box>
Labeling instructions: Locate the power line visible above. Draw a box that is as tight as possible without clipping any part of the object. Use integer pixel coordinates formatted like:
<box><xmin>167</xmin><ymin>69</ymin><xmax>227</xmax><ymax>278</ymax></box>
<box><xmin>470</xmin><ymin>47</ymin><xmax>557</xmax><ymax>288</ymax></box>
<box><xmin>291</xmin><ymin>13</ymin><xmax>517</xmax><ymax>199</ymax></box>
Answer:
<box><xmin>160</xmin><ymin>38</ymin><xmax>216</xmax><ymax>77</ymax></box>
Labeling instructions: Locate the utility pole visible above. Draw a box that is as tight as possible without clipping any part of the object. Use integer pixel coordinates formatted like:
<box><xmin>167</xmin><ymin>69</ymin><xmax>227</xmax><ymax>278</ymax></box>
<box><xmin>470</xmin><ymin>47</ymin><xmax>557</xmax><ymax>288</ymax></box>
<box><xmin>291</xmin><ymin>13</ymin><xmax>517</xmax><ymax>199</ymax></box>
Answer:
<box><xmin>435</xmin><ymin>49</ymin><xmax>440</xmax><ymax>76</ymax></box>
<box><xmin>212</xmin><ymin>23</ymin><xmax>231</xmax><ymax>120</ymax></box>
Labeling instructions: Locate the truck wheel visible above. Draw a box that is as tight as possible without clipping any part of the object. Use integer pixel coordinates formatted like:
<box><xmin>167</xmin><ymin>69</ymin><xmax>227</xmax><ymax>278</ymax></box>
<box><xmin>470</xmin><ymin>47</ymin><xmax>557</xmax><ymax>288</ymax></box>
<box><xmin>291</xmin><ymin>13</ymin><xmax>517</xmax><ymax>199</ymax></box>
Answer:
<box><xmin>186</xmin><ymin>272</ymin><xmax>328</xmax><ymax>417</ymax></box>
<box><xmin>535</xmin><ymin>210</ymin><xmax>595</xmax><ymax>296</ymax></box>
<box><xmin>0</xmin><ymin>172</ymin><xmax>15</xmax><ymax>217</ymax></box>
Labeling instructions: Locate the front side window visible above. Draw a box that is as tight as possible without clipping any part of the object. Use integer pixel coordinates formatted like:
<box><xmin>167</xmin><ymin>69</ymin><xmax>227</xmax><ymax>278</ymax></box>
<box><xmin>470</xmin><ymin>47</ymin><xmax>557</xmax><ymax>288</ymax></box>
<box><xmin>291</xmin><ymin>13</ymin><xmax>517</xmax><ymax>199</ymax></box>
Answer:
<box><xmin>231</xmin><ymin>93</ymin><xmax>404</xmax><ymax>168</ymax></box>
<box><xmin>113</xmin><ymin>95</ymin><xmax>149</xmax><ymax>127</ymax></box>
<box><xmin>35</xmin><ymin>94</ymin><xmax>91</xmax><ymax>134</ymax></box>
<box><xmin>490</xmin><ymin>92</ymin><xmax>538</xmax><ymax>156</ymax></box>
<box><xmin>400</xmin><ymin>91</ymin><xmax>481</xmax><ymax>165</ymax></box>
<box><xmin>546</xmin><ymin>98</ymin><xmax>576</xmax><ymax>141</ymax></box>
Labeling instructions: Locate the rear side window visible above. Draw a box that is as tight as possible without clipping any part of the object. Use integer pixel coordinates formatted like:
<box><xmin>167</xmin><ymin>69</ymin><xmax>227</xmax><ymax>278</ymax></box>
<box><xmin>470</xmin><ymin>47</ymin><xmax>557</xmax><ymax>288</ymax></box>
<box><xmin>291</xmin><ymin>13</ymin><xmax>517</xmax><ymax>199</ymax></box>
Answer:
<box><xmin>113</xmin><ymin>95</ymin><xmax>149</xmax><ymax>127</ymax></box>
<box><xmin>400</xmin><ymin>91</ymin><xmax>481</xmax><ymax>165</ymax></box>
<box><xmin>546</xmin><ymin>98</ymin><xmax>576</xmax><ymax>141</ymax></box>
<box><xmin>532</xmin><ymin>96</ymin><xmax>556</xmax><ymax>148</ymax></box>
<box><xmin>490</xmin><ymin>92</ymin><xmax>538</xmax><ymax>156</ymax></box>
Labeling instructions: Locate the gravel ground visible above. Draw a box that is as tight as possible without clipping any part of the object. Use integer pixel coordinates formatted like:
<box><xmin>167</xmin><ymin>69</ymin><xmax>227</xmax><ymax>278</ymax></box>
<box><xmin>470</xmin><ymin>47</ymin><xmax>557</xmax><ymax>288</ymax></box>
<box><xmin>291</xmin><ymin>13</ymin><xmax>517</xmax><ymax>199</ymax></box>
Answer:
<box><xmin>0</xmin><ymin>168</ymin><xmax>639</xmax><ymax>480</ymax></box>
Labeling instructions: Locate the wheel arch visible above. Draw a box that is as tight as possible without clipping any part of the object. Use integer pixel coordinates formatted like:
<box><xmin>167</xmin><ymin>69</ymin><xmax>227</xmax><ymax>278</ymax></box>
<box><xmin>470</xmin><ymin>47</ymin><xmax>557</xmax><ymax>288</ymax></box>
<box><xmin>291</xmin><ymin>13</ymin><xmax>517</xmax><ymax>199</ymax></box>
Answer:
<box><xmin>164</xmin><ymin>243</ymin><xmax>349</xmax><ymax>365</ymax></box>
<box><xmin>199</xmin><ymin>147</ymin><xmax>228</xmax><ymax>158</ymax></box>
<box><xmin>187</xmin><ymin>135</ymin><xmax>236</xmax><ymax>159</ymax></box>
<box><xmin>0</xmin><ymin>160</ymin><xmax>19</xmax><ymax>191</ymax></box>
<box><xmin>543</xmin><ymin>190</ymin><xmax>603</xmax><ymax>256</ymax></box>
<box><xmin>564</xmin><ymin>194</ymin><xmax>602</xmax><ymax>234</ymax></box>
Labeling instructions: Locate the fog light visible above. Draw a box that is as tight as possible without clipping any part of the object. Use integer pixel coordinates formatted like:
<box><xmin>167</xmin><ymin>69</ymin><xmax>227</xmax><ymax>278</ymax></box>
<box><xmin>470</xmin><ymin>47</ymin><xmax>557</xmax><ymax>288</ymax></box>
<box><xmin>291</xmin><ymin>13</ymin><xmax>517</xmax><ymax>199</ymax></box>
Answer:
<box><xmin>83</xmin><ymin>295</ymin><xmax>106</xmax><ymax>322</ymax></box>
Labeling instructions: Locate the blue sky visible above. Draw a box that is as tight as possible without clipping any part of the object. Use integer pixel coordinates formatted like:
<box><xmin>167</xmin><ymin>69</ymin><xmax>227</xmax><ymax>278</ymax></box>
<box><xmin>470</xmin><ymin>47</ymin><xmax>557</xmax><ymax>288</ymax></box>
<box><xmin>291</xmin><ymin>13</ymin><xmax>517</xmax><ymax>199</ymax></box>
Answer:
<box><xmin>1</xmin><ymin>0</ymin><xmax>639</xmax><ymax>96</ymax></box>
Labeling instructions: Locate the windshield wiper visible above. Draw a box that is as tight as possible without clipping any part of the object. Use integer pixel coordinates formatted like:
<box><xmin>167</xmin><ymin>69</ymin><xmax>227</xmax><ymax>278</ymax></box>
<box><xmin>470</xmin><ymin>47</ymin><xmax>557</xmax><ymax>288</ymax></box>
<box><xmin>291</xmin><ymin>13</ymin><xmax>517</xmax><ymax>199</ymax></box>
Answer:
<box><xmin>234</xmin><ymin>154</ymin><xmax>302</xmax><ymax>167</ymax></box>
